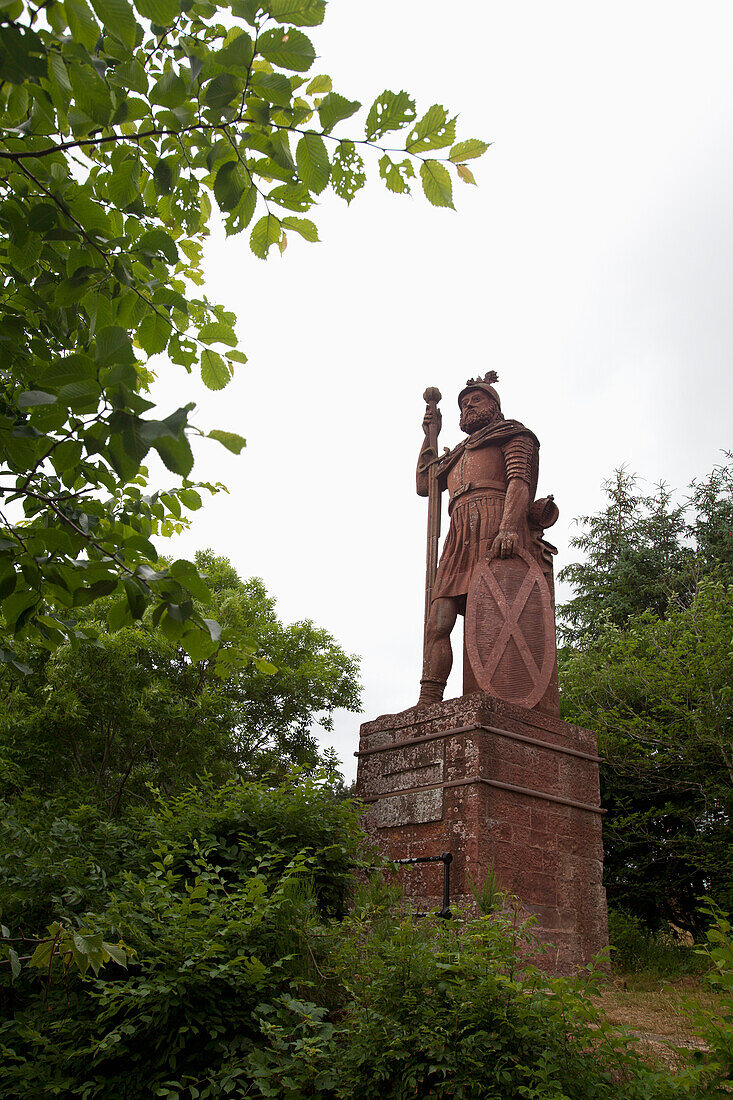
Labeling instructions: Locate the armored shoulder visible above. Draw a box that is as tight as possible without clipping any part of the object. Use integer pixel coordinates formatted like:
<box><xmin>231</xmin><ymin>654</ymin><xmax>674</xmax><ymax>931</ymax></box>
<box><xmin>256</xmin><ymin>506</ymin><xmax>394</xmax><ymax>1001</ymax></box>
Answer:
<box><xmin>501</xmin><ymin>431</ymin><xmax>538</xmax><ymax>487</ymax></box>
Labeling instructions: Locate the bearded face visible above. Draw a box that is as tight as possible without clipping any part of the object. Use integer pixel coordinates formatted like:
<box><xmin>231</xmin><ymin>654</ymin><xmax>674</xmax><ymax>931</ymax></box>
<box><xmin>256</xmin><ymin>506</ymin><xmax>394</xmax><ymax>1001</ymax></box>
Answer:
<box><xmin>459</xmin><ymin>390</ymin><xmax>501</xmax><ymax>434</ymax></box>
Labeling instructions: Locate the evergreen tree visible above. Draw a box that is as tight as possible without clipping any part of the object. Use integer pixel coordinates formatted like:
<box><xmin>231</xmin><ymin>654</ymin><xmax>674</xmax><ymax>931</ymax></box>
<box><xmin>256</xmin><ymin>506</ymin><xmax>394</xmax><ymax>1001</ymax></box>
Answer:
<box><xmin>559</xmin><ymin>457</ymin><xmax>733</xmax><ymax>931</ymax></box>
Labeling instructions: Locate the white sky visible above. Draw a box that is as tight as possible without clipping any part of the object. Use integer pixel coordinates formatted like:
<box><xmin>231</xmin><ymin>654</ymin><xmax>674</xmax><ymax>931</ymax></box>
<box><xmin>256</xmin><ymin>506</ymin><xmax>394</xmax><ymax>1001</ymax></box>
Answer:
<box><xmin>153</xmin><ymin>0</ymin><xmax>733</xmax><ymax>780</ymax></box>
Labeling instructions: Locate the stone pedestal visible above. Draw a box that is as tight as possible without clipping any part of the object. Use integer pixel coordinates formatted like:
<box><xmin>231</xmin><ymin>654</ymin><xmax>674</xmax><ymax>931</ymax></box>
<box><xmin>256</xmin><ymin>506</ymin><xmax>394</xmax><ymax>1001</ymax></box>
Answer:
<box><xmin>355</xmin><ymin>692</ymin><xmax>608</xmax><ymax>974</ymax></box>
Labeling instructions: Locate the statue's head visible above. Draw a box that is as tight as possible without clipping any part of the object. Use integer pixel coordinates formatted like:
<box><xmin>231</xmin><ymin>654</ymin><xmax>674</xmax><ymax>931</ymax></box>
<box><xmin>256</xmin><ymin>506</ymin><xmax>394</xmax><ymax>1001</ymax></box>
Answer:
<box><xmin>458</xmin><ymin>372</ymin><xmax>502</xmax><ymax>434</ymax></box>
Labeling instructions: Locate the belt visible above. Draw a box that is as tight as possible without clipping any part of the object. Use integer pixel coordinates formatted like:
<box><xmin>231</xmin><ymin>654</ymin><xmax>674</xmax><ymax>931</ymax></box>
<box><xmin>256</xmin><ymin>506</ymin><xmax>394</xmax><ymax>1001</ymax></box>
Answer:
<box><xmin>449</xmin><ymin>482</ymin><xmax>505</xmax><ymax>515</ymax></box>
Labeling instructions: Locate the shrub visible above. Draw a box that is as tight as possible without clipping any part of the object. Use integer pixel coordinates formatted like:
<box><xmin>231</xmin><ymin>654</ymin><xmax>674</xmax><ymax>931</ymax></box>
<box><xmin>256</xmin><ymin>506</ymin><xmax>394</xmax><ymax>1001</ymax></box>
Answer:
<box><xmin>687</xmin><ymin>903</ymin><xmax>733</xmax><ymax>1090</ymax></box>
<box><xmin>0</xmin><ymin>788</ymin><xmax>713</xmax><ymax>1099</ymax></box>
<box><xmin>609</xmin><ymin>908</ymin><xmax>707</xmax><ymax>983</ymax></box>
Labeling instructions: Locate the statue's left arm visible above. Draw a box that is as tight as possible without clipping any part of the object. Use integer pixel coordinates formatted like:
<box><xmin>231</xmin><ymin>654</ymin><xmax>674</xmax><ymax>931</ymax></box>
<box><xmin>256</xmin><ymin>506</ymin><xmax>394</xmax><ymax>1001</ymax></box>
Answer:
<box><xmin>490</xmin><ymin>433</ymin><xmax>537</xmax><ymax>559</ymax></box>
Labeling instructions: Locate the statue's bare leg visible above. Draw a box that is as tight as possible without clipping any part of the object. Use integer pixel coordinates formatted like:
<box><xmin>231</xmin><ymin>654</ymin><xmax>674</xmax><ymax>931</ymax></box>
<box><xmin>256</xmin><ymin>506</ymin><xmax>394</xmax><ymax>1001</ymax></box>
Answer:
<box><xmin>418</xmin><ymin>596</ymin><xmax>459</xmax><ymax>706</ymax></box>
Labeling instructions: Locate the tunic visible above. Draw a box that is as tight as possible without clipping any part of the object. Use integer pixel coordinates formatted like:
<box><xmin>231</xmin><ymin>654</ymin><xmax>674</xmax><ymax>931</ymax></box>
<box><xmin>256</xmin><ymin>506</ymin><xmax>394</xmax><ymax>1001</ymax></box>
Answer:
<box><xmin>430</xmin><ymin>419</ymin><xmax>539</xmax><ymax>603</ymax></box>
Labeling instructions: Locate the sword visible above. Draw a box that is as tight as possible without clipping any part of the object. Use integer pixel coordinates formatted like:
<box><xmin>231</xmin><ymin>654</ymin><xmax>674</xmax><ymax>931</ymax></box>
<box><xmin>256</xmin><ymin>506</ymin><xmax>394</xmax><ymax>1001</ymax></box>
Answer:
<box><xmin>422</xmin><ymin>386</ymin><xmax>442</xmax><ymax>646</ymax></box>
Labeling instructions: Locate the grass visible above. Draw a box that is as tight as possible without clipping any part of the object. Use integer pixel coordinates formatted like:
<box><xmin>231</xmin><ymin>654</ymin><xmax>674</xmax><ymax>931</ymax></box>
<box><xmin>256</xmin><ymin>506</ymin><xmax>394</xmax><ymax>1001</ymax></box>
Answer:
<box><xmin>592</xmin><ymin>974</ymin><xmax>719</xmax><ymax>1072</ymax></box>
<box><xmin>591</xmin><ymin>910</ymin><xmax>727</xmax><ymax>1075</ymax></box>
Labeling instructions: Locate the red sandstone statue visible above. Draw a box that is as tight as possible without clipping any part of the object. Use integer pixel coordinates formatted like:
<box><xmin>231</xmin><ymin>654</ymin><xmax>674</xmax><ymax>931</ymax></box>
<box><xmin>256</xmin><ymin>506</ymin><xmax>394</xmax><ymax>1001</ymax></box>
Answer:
<box><xmin>417</xmin><ymin>373</ymin><xmax>560</xmax><ymax>712</ymax></box>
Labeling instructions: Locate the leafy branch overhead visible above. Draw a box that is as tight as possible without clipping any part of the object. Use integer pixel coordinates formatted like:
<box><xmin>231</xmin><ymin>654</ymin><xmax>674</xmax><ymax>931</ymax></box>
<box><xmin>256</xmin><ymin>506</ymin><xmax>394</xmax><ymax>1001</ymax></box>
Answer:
<box><xmin>0</xmin><ymin>0</ymin><xmax>489</xmax><ymax>660</ymax></box>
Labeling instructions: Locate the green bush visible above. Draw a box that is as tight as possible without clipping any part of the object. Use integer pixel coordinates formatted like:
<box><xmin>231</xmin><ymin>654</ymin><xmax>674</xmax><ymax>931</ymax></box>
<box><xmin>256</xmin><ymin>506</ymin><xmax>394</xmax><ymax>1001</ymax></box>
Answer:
<box><xmin>609</xmin><ymin>908</ymin><xmax>707</xmax><ymax>983</ymax></box>
<box><xmin>0</xmin><ymin>773</ymin><xmax>362</xmax><ymax>1097</ymax></box>
<box><xmin>243</xmin><ymin>904</ymin><xmax>701</xmax><ymax>1100</ymax></box>
<box><xmin>0</xmin><ymin>784</ymin><xmax>718</xmax><ymax>1098</ymax></box>
<box><xmin>687</xmin><ymin>903</ymin><xmax>733</xmax><ymax>1089</ymax></box>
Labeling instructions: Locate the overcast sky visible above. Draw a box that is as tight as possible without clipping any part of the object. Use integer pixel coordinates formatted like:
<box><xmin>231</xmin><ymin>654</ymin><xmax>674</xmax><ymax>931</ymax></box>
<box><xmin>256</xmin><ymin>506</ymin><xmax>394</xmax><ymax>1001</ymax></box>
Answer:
<box><xmin>153</xmin><ymin>0</ymin><xmax>733</xmax><ymax>779</ymax></box>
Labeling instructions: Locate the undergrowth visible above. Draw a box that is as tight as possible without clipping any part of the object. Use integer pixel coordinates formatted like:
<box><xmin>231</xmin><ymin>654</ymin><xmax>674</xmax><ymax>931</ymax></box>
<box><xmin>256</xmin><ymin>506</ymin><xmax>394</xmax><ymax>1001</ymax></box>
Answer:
<box><xmin>609</xmin><ymin>908</ymin><xmax>709</xmax><ymax>986</ymax></box>
<box><xmin>0</xmin><ymin>780</ymin><xmax>731</xmax><ymax>1097</ymax></box>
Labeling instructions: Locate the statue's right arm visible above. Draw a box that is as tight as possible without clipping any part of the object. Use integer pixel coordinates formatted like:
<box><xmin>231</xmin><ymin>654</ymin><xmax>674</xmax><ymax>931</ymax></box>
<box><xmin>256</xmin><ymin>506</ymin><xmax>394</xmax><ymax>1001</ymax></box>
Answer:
<box><xmin>416</xmin><ymin>407</ymin><xmax>441</xmax><ymax>496</ymax></box>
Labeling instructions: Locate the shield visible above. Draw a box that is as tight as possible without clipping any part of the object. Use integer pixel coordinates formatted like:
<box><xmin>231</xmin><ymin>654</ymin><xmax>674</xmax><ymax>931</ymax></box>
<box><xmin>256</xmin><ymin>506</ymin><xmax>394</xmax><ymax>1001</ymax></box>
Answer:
<box><xmin>465</xmin><ymin>546</ymin><xmax>556</xmax><ymax>709</ymax></box>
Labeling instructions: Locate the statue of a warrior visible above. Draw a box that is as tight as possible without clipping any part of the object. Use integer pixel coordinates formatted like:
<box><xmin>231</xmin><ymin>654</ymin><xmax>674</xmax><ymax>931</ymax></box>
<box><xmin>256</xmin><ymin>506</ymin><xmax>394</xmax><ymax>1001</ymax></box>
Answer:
<box><xmin>417</xmin><ymin>373</ymin><xmax>559</xmax><ymax>711</ymax></box>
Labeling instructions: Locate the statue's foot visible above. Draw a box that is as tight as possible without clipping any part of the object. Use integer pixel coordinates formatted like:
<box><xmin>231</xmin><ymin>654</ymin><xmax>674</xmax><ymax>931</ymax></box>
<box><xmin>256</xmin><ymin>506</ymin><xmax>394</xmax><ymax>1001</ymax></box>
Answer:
<box><xmin>416</xmin><ymin>678</ymin><xmax>445</xmax><ymax>708</ymax></box>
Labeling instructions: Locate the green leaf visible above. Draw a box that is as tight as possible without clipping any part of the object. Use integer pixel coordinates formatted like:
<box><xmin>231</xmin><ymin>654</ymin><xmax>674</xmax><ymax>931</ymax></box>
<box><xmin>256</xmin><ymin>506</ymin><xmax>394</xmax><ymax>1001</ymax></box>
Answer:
<box><xmin>29</xmin><ymin>938</ymin><xmax>55</xmax><ymax>971</ymax></box>
<box><xmin>0</xmin><ymin>566</ymin><xmax>17</xmax><ymax>601</ymax></box>
<box><xmin>181</xmin><ymin>626</ymin><xmax>218</xmax><ymax>663</ymax></box>
<box><xmin>17</xmin><ymin>391</ymin><xmax>57</xmax><ymax>408</ymax></box>
<box><xmin>72</xmin><ymin>67</ymin><xmax>115</xmax><ymax>125</ymax></box>
<box><xmin>50</xmin><ymin>440</ymin><xmax>83</xmax><ymax>474</ymax></box>
<box><xmin>365</xmin><ymin>90</ymin><xmax>416</xmax><ymax>141</ymax></box>
<box><xmin>281</xmin><ymin>216</ymin><xmax>318</xmax><ymax>242</ymax></box>
<box><xmin>178</xmin><ymin>487</ymin><xmax>202</xmax><ymax>510</ymax></box>
<box><xmin>151</xmin><ymin>69</ymin><xmax>186</xmax><ymax>108</ymax></box>
<box><xmin>153</xmin><ymin>433</ymin><xmax>194</xmax><ymax>476</ymax></box>
<box><xmin>419</xmin><ymin>160</ymin><xmax>454</xmax><ymax>209</ymax></box>
<box><xmin>253</xmin><ymin>656</ymin><xmax>277</xmax><ymax>675</ymax></box>
<box><xmin>27</xmin><ymin>204</ymin><xmax>58</xmax><ymax>233</ymax></box>
<box><xmin>259</xmin><ymin>27</ymin><xmax>315</xmax><ymax>71</ymax></box>
<box><xmin>208</xmin><ymin>429</ymin><xmax>246</xmax><ymax>454</ymax></box>
<box><xmin>214</xmin><ymin>161</ymin><xmax>249</xmax><ymax>212</ymax></box>
<box><xmin>107</xmin><ymin>597</ymin><xmax>132</xmax><ymax>630</ymax></box>
<box><xmin>230</xmin><ymin>0</ymin><xmax>259</xmax><ymax>22</ymax></box>
<box><xmin>110</xmin><ymin>57</ymin><xmax>146</xmax><ymax>94</ymax></box>
<box><xmin>379</xmin><ymin>154</ymin><xmax>414</xmax><ymax>195</ymax></box>
<box><xmin>153</xmin><ymin>158</ymin><xmax>175</xmax><ymax>195</ymax></box>
<box><xmin>107</xmin><ymin>159</ymin><xmax>140</xmax><ymax>208</ymax></box>
<box><xmin>200</xmin><ymin>349</ymin><xmax>231</xmax><ymax>390</ymax></box>
<box><xmin>317</xmin><ymin>92</ymin><xmax>360</xmax><ymax>133</ymax></box>
<box><xmin>407</xmin><ymin>104</ymin><xmax>456</xmax><ymax>153</ymax></box>
<box><xmin>204</xmin><ymin>73</ymin><xmax>242</xmax><ymax>109</ymax></box>
<box><xmin>416</xmin><ymin>160</ymin><xmax>451</xmax><ymax>209</ymax></box>
<box><xmin>249</xmin><ymin>214</ymin><xmax>282</xmax><ymax>259</ymax></box>
<box><xmin>0</xmin><ymin>25</ymin><xmax>45</xmax><ymax>84</ymax></box>
<box><xmin>137</xmin><ymin>313</ymin><xmax>172</xmax><ymax>355</ymax></box>
<box><xmin>2</xmin><ymin>589</ymin><xmax>37</xmax><ymax>630</ymax></box>
<box><xmin>306</xmin><ymin>74</ymin><xmax>331</xmax><ymax>94</ymax></box>
<box><xmin>89</xmin><ymin>0</ymin><xmax>136</xmax><ymax>46</ymax></box>
<box><xmin>134</xmin><ymin>0</ymin><xmax>179</xmax><ymax>25</ymax></box>
<box><xmin>226</xmin><ymin>350</ymin><xmax>248</xmax><ymax>365</ymax></box>
<box><xmin>296</xmin><ymin>132</ymin><xmax>329</xmax><ymax>194</ymax></box>
<box><xmin>267</xmin><ymin>0</ymin><xmax>325</xmax><ymax>26</ymax></box>
<box><xmin>137</xmin><ymin>228</ymin><xmax>179</xmax><ymax>265</ymax></box>
<box><xmin>96</xmin><ymin>326</ymin><xmax>134</xmax><ymax>365</ymax></box>
<box><xmin>449</xmin><ymin>138</ymin><xmax>490</xmax><ymax>163</ymax></box>
<box><xmin>9</xmin><ymin>948</ymin><xmax>20</xmax><ymax>980</ymax></box>
<box><xmin>163</xmin><ymin>599</ymin><xmax>193</xmax><ymax>623</ymax></box>
<box><xmin>251</xmin><ymin>71</ymin><xmax>292</xmax><ymax>107</ymax></box>
<box><xmin>198</xmin><ymin>322</ymin><xmax>237</xmax><ymax>346</ymax></box>
<box><xmin>332</xmin><ymin>141</ymin><xmax>366</xmax><ymax>204</ymax></box>
<box><xmin>211</xmin><ymin>30</ymin><xmax>253</xmax><ymax>72</ymax></box>
<box><xmin>102</xmin><ymin>943</ymin><xmax>127</xmax><ymax>967</ymax></box>
<box><xmin>159</xmin><ymin>609</ymin><xmax>184</xmax><ymax>641</ymax></box>
<box><xmin>225</xmin><ymin>183</ymin><xmax>257</xmax><ymax>235</ymax></box>
<box><xmin>167</xmin><ymin>559</ymin><xmax>211</xmax><ymax>602</ymax></box>
<box><xmin>64</xmin><ymin>0</ymin><xmax>100</xmax><ymax>51</ymax></box>
<box><xmin>122</xmin><ymin>581</ymin><xmax>147</xmax><ymax>622</ymax></box>
<box><xmin>58</xmin><ymin>379</ymin><xmax>101</xmax><ymax>409</ymax></box>
<box><xmin>268</xmin><ymin>131</ymin><xmax>295</xmax><ymax>172</ymax></box>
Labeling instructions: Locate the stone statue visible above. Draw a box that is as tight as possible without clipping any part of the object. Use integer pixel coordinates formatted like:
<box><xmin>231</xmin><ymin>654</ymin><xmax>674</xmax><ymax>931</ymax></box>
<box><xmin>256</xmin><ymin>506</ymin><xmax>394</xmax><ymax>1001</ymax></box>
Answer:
<box><xmin>417</xmin><ymin>373</ymin><xmax>559</xmax><ymax>712</ymax></box>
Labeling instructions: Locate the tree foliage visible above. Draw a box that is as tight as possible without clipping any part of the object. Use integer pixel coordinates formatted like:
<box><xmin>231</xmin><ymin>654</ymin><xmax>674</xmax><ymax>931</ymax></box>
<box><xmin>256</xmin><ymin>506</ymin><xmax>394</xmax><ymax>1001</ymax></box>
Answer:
<box><xmin>0</xmin><ymin>551</ymin><xmax>360</xmax><ymax>811</ymax></box>
<box><xmin>0</xmin><ymin>0</ymin><xmax>488</xmax><ymax>665</ymax></box>
<box><xmin>0</xmin><ymin>778</ymin><xmax>708</xmax><ymax>1097</ymax></box>
<box><xmin>559</xmin><ymin>468</ymin><xmax>692</xmax><ymax>644</ymax></box>
<box><xmin>559</xmin><ymin>458</ymin><xmax>733</xmax><ymax>933</ymax></box>
<box><xmin>561</xmin><ymin>579</ymin><xmax>733</xmax><ymax>934</ymax></box>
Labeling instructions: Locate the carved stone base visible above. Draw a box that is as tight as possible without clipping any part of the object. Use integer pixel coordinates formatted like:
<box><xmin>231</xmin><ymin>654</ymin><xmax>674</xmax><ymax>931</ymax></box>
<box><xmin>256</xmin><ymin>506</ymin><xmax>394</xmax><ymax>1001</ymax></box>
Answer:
<box><xmin>355</xmin><ymin>692</ymin><xmax>608</xmax><ymax>975</ymax></box>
